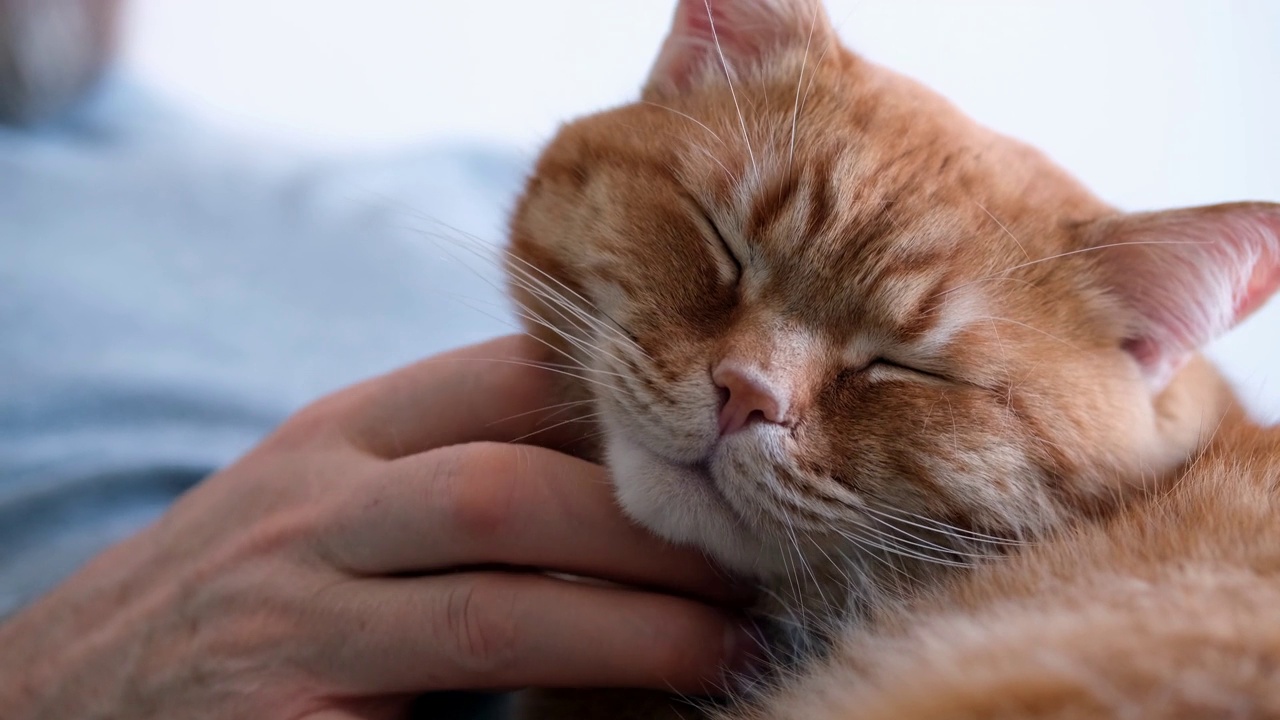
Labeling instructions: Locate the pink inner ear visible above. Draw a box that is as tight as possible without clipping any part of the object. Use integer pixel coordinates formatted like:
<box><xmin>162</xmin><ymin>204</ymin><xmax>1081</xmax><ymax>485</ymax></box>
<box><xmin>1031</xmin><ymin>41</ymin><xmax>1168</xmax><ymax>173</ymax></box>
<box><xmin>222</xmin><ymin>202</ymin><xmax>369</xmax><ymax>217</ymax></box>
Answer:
<box><xmin>1237</xmin><ymin>253</ymin><xmax>1280</xmax><ymax>321</ymax></box>
<box><xmin>646</xmin><ymin>0</ymin><xmax>828</xmax><ymax>93</ymax></box>
<box><xmin>1100</xmin><ymin>203</ymin><xmax>1280</xmax><ymax>389</ymax></box>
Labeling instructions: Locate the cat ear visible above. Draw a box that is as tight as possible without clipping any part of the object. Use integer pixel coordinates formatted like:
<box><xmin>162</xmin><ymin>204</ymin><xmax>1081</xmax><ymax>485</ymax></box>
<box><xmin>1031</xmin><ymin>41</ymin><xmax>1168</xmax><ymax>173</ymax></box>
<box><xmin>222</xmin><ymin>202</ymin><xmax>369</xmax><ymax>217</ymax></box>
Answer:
<box><xmin>645</xmin><ymin>0</ymin><xmax>832</xmax><ymax>95</ymax></box>
<box><xmin>1087</xmin><ymin>202</ymin><xmax>1280</xmax><ymax>389</ymax></box>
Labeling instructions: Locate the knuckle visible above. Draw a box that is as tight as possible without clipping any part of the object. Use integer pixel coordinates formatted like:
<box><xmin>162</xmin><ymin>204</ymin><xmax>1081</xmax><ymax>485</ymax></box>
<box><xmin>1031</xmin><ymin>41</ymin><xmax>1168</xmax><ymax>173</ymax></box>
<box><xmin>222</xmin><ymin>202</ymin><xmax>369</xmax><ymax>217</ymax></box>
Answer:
<box><xmin>440</xmin><ymin>578</ymin><xmax>521</xmax><ymax>675</ymax></box>
<box><xmin>267</xmin><ymin>396</ymin><xmax>348</xmax><ymax>450</ymax></box>
<box><xmin>437</xmin><ymin>445</ymin><xmax>519</xmax><ymax>542</ymax></box>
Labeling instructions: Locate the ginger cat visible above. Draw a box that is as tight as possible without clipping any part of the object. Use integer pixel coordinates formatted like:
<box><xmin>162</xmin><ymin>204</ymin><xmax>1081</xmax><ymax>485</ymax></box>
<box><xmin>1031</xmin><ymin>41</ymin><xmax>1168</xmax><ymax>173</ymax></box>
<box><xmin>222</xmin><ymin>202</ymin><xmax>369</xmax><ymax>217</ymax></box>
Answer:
<box><xmin>742</xmin><ymin>415</ymin><xmax>1280</xmax><ymax>718</ymax></box>
<box><xmin>504</xmin><ymin>0</ymin><xmax>1280</xmax><ymax>717</ymax></box>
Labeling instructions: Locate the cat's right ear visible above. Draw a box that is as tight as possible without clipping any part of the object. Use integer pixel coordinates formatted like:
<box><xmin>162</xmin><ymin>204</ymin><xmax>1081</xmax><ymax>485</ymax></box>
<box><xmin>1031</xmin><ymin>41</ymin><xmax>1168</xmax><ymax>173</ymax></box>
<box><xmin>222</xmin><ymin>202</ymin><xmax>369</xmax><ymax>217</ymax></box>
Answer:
<box><xmin>645</xmin><ymin>0</ymin><xmax>832</xmax><ymax>96</ymax></box>
<box><xmin>1086</xmin><ymin>202</ymin><xmax>1280</xmax><ymax>390</ymax></box>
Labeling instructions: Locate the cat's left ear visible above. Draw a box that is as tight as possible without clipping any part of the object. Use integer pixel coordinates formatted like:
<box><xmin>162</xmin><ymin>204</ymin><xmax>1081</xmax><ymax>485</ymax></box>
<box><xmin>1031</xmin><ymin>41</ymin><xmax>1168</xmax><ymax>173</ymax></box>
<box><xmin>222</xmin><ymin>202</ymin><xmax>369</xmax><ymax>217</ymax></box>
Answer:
<box><xmin>645</xmin><ymin>0</ymin><xmax>833</xmax><ymax>95</ymax></box>
<box><xmin>1087</xmin><ymin>202</ymin><xmax>1280</xmax><ymax>389</ymax></box>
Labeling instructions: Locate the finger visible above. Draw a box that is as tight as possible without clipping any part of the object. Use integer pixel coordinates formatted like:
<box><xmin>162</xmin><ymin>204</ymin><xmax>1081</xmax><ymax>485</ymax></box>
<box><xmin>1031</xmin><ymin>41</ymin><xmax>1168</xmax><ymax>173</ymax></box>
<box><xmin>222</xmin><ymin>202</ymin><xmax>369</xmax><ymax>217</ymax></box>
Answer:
<box><xmin>304</xmin><ymin>699</ymin><xmax>401</xmax><ymax>720</ymax></box>
<box><xmin>320</xmin><ymin>571</ymin><xmax>754</xmax><ymax>695</ymax></box>
<box><xmin>333</xmin><ymin>335</ymin><xmax>597</xmax><ymax>458</ymax></box>
<box><xmin>320</xmin><ymin>442</ymin><xmax>745</xmax><ymax>605</ymax></box>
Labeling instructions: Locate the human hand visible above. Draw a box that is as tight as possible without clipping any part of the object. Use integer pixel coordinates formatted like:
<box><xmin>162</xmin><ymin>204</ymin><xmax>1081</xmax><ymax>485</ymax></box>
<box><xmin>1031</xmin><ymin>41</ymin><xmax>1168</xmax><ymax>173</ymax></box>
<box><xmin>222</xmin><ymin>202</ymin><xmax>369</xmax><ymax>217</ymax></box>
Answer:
<box><xmin>0</xmin><ymin>335</ymin><xmax>755</xmax><ymax>719</ymax></box>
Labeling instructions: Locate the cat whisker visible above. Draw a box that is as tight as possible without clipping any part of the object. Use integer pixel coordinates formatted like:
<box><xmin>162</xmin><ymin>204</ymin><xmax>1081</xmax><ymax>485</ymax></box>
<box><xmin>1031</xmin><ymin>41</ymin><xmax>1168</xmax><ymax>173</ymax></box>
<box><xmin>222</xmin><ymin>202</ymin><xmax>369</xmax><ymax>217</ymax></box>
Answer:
<box><xmin>839</xmin><ymin>530</ymin><xmax>927</xmax><ymax>585</ymax></box>
<box><xmin>1003</xmin><ymin>238</ymin><xmax>1211</xmax><ymax>275</ymax></box>
<box><xmin>526</xmin><ymin>359</ymin><xmax>629</xmax><ymax>380</ymax></box>
<box><xmin>702</xmin><ymin>0</ymin><xmax>758</xmax><ymax>178</ymax></box>
<box><xmin>861</xmin><ymin>514</ymin><xmax>999</xmax><ymax>561</ymax></box>
<box><xmin>690</xmin><ymin>143</ymin><xmax>736</xmax><ymax>181</ymax></box>
<box><xmin>506</xmin><ymin>411</ymin><xmax>603</xmax><ymax>445</ymax></box>
<box><xmin>976</xmin><ymin>200</ymin><xmax>1032</xmax><ymax>262</ymax></box>
<box><xmin>470</xmin><ymin>357</ymin><xmax>619</xmax><ymax>394</ymax></box>
<box><xmin>861</xmin><ymin>505</ymin><xmax>1030</xmax><ymax>547</ymax></box>
<box><xmin>839</xmin><ymin>527</ymin><xmax>972</xmax><ymax>569</ymax></box>
<box><xmin>788</xmin><ymin>3</ymin><xmax>822</xmax><ymax>170</ymax></box>
<box><xmin>941</xmin><ymin>239</ymin><xmax>1211</xmax><ymax>299</ymax></box>
<box><xmin>506</xmin><ymin>292</ymin><xmax>620</xmax><ymax>374</ymax></box>
<box><xmin>642</xmin><ymin>101</ymin><xmax>727</xmax><ymax>147</ymax></box>
<box><xmin>412</xmin><ymin>209</ymin><xmax>648</xmax><ymax>366</ymax></box>
<box><xmin>975</xmin><ymin>315</ymin><xmax>1080</xmax><ymax>350</ymax></box>
<box><xmin>432</xmin><ymin>289</ymin><xmax>611</xmax><ymax>380</ymax></box>
<box><xmin>504</xmin><ymin>251</ymin><xmax>649</xmax><ymax>359</ymax></box>
<box><xmin>484</xmin><ymin>398</ymin><xmax>596</xmax><ymax>428</ymax></box>
<box><xmin>509</xmin><ymin>302</ymin><xmax>609</xmax><ymax>367</ymax></box>
<box><xmin>394</xmin><ymin>224</ymin><xmax>618</xmax><ymax>377</ymax></box>
<box><xmin>795</xmin><ymin>33</ymin><xmax>834</xmax><ymax>142</ymax></box>
<box><xmin>790</xmin><ymin>525</ymin><xmax>830</xmax><ymax>622</ymax></box>
<box><xmin>506</xmin><ymin>274</ymin><xmax>617</xmax><ymax>364</ymax></box>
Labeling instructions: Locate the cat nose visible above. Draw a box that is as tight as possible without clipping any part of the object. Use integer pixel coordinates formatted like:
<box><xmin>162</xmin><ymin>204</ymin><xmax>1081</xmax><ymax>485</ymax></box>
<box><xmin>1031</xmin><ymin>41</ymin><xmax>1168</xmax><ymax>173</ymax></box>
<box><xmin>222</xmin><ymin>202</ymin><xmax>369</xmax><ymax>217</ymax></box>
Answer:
<box><xmin>712</xmin><ymin>361</ymin><xmax>790</xmax><ymax>436</ymax></box>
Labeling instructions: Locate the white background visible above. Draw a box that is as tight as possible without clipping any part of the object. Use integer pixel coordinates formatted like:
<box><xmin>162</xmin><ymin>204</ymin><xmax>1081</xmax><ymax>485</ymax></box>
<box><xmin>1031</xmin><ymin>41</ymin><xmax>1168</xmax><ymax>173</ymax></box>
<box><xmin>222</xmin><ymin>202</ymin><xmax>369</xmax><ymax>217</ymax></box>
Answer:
<box><xmin>120</xmin><ymin>1</ymin><xmax>1279</xmax><ymax>418</ymax></box>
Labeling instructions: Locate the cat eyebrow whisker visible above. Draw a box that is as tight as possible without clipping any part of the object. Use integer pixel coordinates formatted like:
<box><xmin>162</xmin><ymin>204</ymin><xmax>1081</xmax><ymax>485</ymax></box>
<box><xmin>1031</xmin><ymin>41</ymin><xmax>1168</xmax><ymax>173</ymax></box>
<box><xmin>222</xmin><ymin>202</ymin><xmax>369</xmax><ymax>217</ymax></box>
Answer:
<box><xmin>976</xmin><ymin>201</ymin><xmax>1032</xmax><ymax>262</ymax></box>
<box><xmin>702</xmin><ymin>0</ymin><xmax>758</xmax><ymax>178</ymax></box>
<box><xmin>974</xmin><ymin>315</ymin><xmax>1080</xmax><ymax>351</ymax></box>
<box><xmin>788</xmin><ymin>3</ymin><xmax>822</xmax><ymax>170</ymax></box>
<box><xmin>689</xmin><ymin>143</ymin><xmax>736</xmax><ymax>181</ymax></box>
<box><xmin>795</xmin><ymin>34</ymin><xmax>834</xmax><ymax>152</ymax></box>
<box><xmin>941</xmin><ymin>239</ymin><xmax>1211</xmax><ymax>298</ymax></box>
<box><xmin>642</xmin><ymin>101</ymin><xmax>726</xmax><ymax>147</ymax></box>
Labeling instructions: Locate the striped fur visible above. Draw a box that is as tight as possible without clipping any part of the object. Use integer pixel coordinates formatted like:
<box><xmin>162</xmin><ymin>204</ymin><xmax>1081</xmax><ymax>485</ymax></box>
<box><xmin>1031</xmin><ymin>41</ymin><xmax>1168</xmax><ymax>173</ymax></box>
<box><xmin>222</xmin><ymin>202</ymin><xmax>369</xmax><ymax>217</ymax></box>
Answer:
<box><xmin>506</xmin><ymin>1</ymin><xmax>1279</xmax><ymax>717</ymax></box>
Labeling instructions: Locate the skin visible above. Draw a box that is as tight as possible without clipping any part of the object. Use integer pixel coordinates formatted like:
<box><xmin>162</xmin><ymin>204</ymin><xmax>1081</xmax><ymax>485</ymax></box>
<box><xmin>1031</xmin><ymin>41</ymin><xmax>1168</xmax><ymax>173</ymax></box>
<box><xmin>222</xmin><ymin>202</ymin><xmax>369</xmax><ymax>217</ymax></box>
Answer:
<box><xmin>0</xmin><ymin>335</ymin><xmax>756</xmax><ymax>719</ymax></box>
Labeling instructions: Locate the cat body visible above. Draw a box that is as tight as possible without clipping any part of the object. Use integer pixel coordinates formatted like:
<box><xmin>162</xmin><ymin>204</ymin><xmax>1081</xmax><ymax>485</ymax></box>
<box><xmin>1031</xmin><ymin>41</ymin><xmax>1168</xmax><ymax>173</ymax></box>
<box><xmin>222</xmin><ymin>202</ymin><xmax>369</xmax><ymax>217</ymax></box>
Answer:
<box><xmin>504</xmin><ymin>0</ymin><xmax>1280</xmax><ymax>717</ymax></box>
<box><xmin>742</xmin><ymin>411</ymin><xmax>1280</xmax><ymax>719</ymax></box>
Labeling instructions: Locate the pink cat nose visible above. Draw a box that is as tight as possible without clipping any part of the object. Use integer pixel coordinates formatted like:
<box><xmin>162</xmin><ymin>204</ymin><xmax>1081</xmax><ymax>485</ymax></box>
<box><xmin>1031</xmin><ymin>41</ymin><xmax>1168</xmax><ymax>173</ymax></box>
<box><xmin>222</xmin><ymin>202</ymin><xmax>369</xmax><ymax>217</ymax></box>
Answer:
<box><xmin>712</xmin><ymin>361</ymin><xmax>790</xmax><ymax>436</ymax></box>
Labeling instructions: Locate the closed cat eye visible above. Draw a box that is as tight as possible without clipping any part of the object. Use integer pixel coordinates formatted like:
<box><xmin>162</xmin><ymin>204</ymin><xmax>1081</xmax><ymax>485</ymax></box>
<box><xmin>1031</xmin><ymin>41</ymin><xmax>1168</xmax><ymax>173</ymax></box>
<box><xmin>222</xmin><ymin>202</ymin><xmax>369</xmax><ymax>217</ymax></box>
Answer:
<box><xmin>867</xmin><ymin>357</ymin><xmax>951</xmax><ymax>384</ymax></box>
<box><xmin>698</xmin><ymin>208</ymin><xmax>743</xmax><ymax>284</ymax></box>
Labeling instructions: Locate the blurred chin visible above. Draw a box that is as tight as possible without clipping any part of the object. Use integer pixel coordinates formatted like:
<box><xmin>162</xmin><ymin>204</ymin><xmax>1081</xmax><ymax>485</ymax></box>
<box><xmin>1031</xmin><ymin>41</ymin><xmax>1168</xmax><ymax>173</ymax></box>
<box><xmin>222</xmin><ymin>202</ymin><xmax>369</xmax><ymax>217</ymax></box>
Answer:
<box><xmin>604</xmin><ymin>427</ymin><xmax>781</xmax><ymax>576</ymax></box>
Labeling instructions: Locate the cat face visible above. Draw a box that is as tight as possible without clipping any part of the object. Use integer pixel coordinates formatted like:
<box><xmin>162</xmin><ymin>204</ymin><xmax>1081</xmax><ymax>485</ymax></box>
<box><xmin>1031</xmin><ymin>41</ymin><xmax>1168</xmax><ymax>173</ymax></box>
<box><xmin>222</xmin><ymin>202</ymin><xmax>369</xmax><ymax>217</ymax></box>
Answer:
<box><xmin>507</xmin><ymin>0</ymin><xmax>1280</xmax><ymax>579</ymax></box>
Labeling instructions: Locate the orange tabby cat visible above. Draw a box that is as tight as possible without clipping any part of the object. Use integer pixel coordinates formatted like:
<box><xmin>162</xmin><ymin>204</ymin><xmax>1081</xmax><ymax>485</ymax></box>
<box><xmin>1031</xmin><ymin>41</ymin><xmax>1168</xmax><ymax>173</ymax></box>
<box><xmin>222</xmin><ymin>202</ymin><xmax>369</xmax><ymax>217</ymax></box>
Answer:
<box><xmin>505</xmin><ymin>0</ymin><xmax>1279</xmax><ymax>717</ymax></box>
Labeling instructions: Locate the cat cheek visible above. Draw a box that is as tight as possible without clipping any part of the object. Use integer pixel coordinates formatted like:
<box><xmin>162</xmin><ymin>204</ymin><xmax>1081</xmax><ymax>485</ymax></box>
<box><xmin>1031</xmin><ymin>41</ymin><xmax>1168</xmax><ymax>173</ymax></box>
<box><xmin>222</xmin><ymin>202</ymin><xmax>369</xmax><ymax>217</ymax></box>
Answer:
<box><xmin>604</xmin><ymin>429</ymin><xmax>765</xmax><ymax>571</ymax></box>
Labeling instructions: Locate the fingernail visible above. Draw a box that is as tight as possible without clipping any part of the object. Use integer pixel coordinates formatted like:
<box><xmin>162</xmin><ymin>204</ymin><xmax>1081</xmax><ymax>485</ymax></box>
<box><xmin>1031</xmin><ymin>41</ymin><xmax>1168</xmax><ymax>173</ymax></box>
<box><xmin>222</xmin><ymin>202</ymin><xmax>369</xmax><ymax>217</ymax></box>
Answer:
<box><xmin>722</xmin><ymin>619</ymin><xmax>770</xmax><ymax>695</ymax></box>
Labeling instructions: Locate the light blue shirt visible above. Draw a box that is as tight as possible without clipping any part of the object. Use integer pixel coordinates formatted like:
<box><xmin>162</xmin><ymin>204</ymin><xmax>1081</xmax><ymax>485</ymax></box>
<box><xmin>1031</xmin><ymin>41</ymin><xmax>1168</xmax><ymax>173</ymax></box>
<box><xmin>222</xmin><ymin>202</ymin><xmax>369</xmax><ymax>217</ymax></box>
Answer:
<box><xmin>1</xmin><ymin>78</ymin><xmax>518</xmax><ymax>617</ymax></box>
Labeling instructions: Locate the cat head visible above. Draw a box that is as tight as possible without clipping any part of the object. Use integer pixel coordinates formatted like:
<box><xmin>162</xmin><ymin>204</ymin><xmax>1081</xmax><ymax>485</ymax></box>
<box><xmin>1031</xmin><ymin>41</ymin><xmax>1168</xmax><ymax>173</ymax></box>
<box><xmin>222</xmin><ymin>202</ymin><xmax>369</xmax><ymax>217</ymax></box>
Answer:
<box><xmin>506</xmin><ymin>0</ymin><xmax>1280</xmax><ymax>578</ymax></box>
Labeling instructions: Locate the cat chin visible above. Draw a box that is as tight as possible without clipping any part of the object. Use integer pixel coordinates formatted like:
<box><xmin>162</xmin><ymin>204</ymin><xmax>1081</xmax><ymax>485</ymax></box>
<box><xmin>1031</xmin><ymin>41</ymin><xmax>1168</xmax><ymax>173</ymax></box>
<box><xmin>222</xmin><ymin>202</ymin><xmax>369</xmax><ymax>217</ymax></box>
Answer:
<box><xmin>603</xmin><ymin>428</ymin><xmax>788</xmax><ymax>578</ymax></box>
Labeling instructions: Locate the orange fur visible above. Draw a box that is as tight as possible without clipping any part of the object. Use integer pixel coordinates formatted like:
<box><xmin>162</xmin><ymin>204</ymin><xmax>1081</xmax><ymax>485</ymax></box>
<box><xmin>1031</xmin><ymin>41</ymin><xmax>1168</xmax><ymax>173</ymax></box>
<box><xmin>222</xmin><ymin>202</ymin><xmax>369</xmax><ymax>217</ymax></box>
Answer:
<box><xmin>735</xmin><ymin>411</ymin><xmax>1280</xmax><ymax>720</ymax></box>
<box><xmin>505</xmin><ymin>1</ymin><xmax>1280</xmax><ymax>717</ymax></box>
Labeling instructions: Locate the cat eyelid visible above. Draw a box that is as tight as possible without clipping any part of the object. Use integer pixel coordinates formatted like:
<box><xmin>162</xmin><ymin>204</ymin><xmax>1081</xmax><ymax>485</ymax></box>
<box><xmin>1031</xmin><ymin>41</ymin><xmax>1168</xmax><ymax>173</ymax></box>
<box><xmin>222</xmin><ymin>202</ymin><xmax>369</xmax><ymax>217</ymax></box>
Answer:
<box><xmin>696</xmin><ymin>208</ymin><xmax>743</xmax><ymax>282</ymax></box>
<box><xmin>869</xmin><ymin>357</ymin><xmax>952</xmax><ymax>384</ymax></box>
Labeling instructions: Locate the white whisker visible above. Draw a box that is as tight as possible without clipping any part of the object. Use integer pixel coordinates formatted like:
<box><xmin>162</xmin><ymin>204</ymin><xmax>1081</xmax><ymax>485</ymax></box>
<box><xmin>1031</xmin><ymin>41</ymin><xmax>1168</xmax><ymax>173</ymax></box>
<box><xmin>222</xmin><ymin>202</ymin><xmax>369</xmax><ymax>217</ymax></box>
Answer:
<box><xmin>702</xmin><ymin>0</ymin><xmax>758</xmax><ymax>177</ymax></box>
<box><xmin>789</xmin><ymin>4</ymin><xmax>821</xmax><ymax>169</ymax></box>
